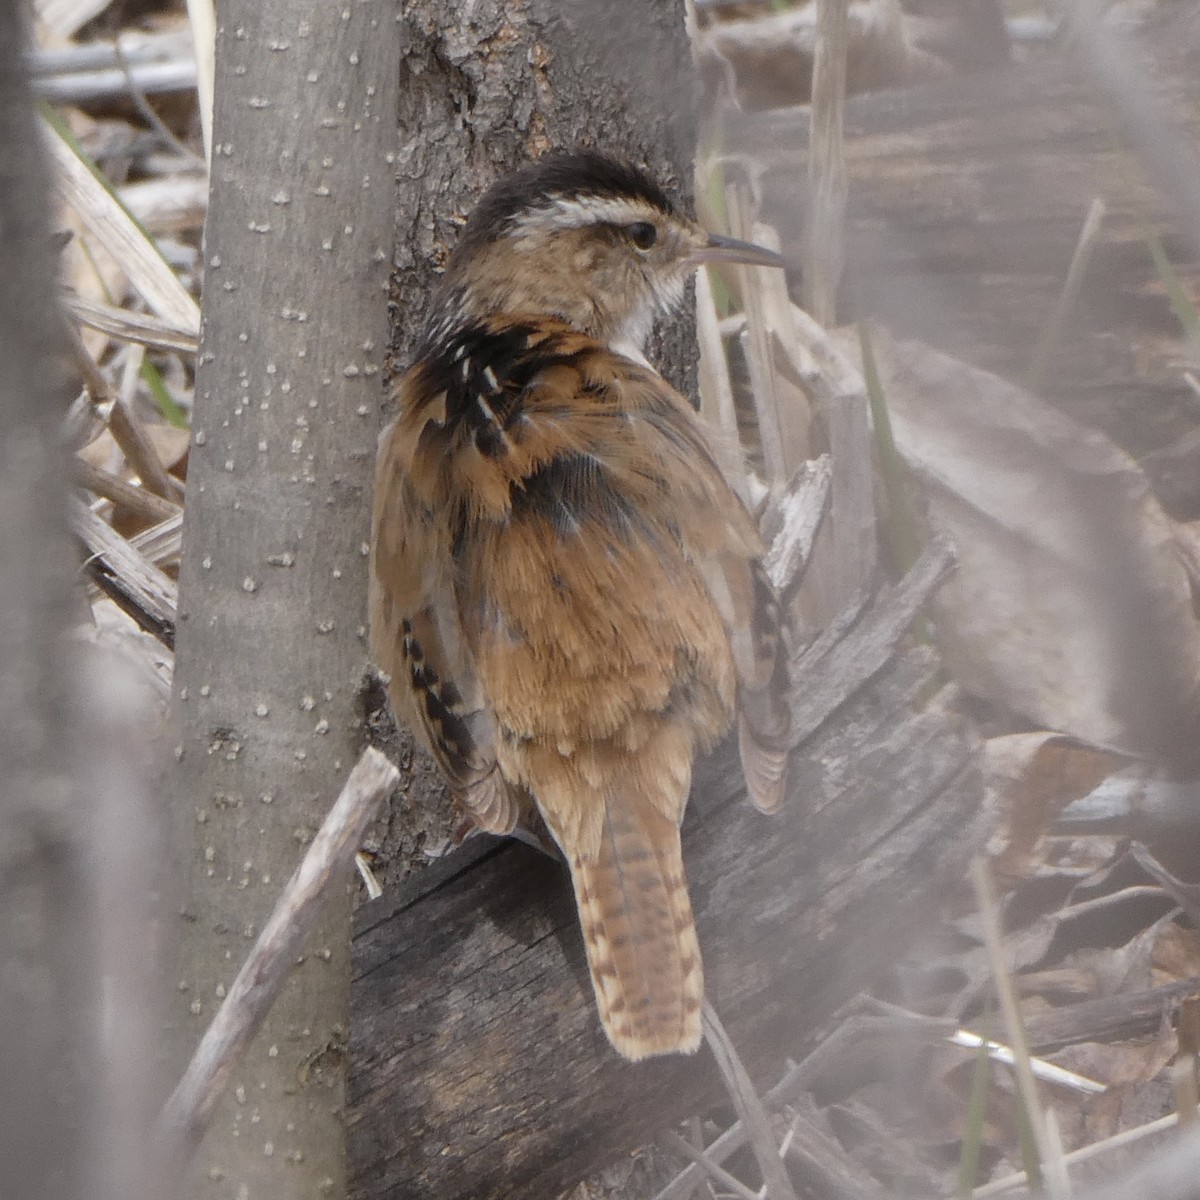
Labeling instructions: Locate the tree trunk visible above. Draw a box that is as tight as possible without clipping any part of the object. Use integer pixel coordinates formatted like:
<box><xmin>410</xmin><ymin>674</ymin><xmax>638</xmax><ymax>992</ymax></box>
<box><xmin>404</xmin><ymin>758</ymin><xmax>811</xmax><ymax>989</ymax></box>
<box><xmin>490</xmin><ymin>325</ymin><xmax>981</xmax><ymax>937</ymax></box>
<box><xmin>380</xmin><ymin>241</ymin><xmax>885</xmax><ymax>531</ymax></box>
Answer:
<box><xmin>730</xmin><ymin>7</ymin><xmax>1200</xmax><ymax>518</ymax></box>
<box><xmin>0</xmin><ymin>7</ymin><xmax>92</xmax><ymax>1200</ymax></box>
<box><xmin>168</xmin><ymin>4</ymin><xmax>399</xmax><ymax>1197</ymax></box>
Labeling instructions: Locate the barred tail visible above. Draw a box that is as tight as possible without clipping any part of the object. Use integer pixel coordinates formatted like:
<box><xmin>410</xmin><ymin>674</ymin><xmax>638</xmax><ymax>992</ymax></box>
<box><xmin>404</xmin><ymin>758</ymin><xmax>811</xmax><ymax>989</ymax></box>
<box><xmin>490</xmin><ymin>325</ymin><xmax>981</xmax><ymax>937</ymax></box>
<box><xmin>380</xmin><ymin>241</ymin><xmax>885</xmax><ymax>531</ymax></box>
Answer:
<box><xmin>568</xmin><ymin>794</ymin><xmax>703</xmax><ymax>1061</ymax></box>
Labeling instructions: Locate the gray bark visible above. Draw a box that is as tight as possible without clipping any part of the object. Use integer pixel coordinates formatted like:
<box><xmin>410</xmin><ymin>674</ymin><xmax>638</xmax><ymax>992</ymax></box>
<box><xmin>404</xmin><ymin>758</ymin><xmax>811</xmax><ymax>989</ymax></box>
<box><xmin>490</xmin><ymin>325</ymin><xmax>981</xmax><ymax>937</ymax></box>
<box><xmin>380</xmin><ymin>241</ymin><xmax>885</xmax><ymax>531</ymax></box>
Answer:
<box><xmin>0</xmin><ymin>6</ymin><xmax>92</xmax><ymax>1200</ymax></box>
<box><xmin>169</xmin><ymin>3</ymin><xmax>400</xmax><ymax>1197</ymax></box>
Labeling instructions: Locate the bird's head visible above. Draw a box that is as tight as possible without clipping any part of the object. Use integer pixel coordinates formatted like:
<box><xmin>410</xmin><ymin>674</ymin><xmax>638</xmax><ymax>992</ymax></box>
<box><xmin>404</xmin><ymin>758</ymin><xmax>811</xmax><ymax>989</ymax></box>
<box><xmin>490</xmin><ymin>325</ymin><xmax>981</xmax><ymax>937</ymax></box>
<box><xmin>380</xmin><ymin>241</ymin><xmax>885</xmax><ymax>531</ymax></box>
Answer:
<box><xmin>433</xmin><ymin>151</ymin><xmax>783</xmax><ymax>360</ymax></box>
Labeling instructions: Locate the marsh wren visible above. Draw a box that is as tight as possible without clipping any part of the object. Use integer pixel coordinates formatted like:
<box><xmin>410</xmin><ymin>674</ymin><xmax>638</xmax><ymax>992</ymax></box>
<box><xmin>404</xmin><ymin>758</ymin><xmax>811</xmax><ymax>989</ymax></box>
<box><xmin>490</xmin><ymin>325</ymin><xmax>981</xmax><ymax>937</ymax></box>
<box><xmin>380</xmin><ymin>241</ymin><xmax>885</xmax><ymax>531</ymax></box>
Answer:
<box><xmin>369</xmin><ymin>151</ymin><xmax>790</xmax><ymax>1060</ymax></box>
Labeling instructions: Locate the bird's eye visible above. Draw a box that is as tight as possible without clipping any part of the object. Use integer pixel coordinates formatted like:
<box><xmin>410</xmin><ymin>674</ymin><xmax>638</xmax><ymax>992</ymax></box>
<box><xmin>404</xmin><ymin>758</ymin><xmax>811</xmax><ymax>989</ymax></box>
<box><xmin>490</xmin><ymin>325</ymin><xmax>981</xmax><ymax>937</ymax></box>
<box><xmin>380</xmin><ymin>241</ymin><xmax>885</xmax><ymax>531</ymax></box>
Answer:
<box><xmin>626</xmin><ymin>222</ymin><xmax>658</xmax><ymax>251</ymax></box>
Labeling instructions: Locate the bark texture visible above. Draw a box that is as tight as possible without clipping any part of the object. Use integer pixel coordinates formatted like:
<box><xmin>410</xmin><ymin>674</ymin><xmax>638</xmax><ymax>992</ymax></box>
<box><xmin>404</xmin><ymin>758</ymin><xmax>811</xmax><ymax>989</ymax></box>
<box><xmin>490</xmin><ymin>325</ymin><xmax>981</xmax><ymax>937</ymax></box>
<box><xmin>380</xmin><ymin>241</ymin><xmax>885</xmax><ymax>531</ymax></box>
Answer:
<box><xmin>0</xmin><ymin>7</ymin><xmax>90</xmax><ymax>1199</ymax></box>
<box><xmin>169</xmin><ymin>3</ymin><xmax>399</xmax><ymax>1197</ymax></box>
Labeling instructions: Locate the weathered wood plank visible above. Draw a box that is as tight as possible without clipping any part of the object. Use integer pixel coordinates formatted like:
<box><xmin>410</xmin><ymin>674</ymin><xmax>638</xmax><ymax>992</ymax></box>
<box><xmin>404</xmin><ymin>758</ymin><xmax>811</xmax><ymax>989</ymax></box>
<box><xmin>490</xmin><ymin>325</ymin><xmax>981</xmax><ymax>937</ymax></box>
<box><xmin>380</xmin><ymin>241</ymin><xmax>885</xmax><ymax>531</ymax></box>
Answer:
<box><xmin>348</xmin><ymin>609</ymin><xmax>986</xmax><ymax>1199</ymax></box>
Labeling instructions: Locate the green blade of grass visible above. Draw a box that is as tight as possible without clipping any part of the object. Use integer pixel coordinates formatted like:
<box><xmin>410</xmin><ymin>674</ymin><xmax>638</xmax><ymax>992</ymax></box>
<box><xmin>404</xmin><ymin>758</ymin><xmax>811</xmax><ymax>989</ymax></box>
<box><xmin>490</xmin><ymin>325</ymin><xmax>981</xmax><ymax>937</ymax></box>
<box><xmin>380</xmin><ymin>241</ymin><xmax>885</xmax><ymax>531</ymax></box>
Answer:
<box><xmin>956</xmin><ymin>1019</ymin><xmax>994</xmax><ymax>1199</ymax></box>
<box><xmin>1012</xmin><ymin>1088</ymin><xmax>1045</xmax><ymax>1195</ymax></box>
<box><xmin>1144</xmin><ymin>227</ymin><xmax>1200</xmax><ymax>348</ymax></box>
<box><xmin>698</xmin><ymin>124</ymin><xmax>734</xmax><ymax>319</ymax></box>
<box><xmin>141</xmin><ymin>358</ymin><xmax>189</xmax><ymax>430</ymax></box>
<box><xmin>1026</xmin><ymin>197</ymin><xmax>1106</xmax><ymax>394</ymax></box>
<box><xmin>859</xmin><ymin>321</ymin><xmax>922</xmax><ymax>575</ymax></box>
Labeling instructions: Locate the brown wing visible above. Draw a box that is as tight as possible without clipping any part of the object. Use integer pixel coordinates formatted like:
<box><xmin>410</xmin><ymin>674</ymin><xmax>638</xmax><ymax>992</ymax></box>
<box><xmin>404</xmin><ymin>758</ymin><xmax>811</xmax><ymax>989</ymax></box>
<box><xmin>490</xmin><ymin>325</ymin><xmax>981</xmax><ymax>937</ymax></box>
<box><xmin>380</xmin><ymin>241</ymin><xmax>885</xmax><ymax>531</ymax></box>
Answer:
<box><xmin>706</xmin><ymin>549</ymin><xmax>792</xmax><ymax>814</ymax></box>
<box><xmin>368</xmin><ymin>387</ymin><xmax>517</xmax><ymax>834</ymax></box>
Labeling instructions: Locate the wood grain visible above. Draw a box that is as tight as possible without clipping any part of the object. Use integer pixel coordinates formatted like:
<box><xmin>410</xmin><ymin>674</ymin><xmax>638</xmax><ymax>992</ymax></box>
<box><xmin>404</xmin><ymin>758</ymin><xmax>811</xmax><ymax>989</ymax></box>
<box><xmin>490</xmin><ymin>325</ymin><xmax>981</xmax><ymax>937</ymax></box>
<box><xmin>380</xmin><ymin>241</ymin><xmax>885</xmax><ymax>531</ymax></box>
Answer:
<box><xmin>348</xmin><ymin>567</ymin><xmax>986</xmax><ymax>1199</ymax></box>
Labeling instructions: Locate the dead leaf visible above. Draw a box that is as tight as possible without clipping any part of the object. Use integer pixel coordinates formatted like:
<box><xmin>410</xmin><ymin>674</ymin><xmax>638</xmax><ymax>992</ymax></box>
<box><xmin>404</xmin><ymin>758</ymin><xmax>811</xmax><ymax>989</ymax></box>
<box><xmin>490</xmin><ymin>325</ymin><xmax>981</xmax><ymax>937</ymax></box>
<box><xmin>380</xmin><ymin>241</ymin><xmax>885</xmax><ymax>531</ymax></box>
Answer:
<box><xmin>1151</xmin><ymin>924</ymin><xmax>1200</xmax><ymax>984</ymax></box>
<box><xmin>985</xmin><ymin>733</ymin><xmax>1124</xmax><ymax>876</ymax></box>
<box><xmin>1056</xmin><ymin>908</ymin><xmax>1182</xmax><ymax>997</ymax></box>
<box><xmin>1076</xmin><ymin>1077</ymin><xmax>1177</xmax><ymax>1152</ymax></box>
<box><xmin>857</xmin><ymin>332</ymin><xmax>1200</xmax><ymax>773</ymax></box>
<box><xmin>1048</xmin><ymin>1028</ymin><xmax>1178</xmax><ymax>1091</ymax></box>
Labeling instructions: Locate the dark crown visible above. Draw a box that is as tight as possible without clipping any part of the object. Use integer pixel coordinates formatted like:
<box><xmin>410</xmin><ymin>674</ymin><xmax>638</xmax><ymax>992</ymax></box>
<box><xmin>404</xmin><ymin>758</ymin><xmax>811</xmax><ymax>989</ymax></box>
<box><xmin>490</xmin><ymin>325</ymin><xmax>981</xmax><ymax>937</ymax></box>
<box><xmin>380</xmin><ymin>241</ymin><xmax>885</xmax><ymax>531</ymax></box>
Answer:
<box><xmin>451</xmin><ymin>151</ymin><xmax>678</xmax><ymax>262</ymax></box>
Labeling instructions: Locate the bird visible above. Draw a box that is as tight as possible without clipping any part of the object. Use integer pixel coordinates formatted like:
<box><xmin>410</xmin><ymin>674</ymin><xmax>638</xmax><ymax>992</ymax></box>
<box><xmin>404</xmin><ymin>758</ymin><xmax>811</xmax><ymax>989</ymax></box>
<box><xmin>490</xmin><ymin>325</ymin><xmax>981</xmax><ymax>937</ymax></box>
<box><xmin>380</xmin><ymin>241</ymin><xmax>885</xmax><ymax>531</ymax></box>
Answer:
<box><xmin>369</xmin><ymin>150</ymin><xmax>791</xmax><ymax>1061</ymax></box>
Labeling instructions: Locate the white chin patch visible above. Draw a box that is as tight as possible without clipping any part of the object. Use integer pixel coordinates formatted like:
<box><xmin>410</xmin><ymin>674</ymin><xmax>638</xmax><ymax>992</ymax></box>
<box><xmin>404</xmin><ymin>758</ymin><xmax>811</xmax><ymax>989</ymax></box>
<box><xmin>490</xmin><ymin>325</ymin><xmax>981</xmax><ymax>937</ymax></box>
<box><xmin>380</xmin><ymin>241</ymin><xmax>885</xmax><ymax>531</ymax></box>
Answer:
<box><xmin>653</xmin><ymin>272</ymin><xmax>687</xmax><ymax>314</ymax></box>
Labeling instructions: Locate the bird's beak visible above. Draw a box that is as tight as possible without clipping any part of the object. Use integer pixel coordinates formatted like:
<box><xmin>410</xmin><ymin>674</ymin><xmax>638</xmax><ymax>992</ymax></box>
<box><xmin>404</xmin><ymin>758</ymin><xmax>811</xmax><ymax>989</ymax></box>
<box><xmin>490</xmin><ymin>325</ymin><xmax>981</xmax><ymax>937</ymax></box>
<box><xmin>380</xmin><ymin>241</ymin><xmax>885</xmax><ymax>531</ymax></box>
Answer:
<box><xmin>693</xmin><ymin>232</ymin><xmax>785</xmax><ymax>269</ymax></box>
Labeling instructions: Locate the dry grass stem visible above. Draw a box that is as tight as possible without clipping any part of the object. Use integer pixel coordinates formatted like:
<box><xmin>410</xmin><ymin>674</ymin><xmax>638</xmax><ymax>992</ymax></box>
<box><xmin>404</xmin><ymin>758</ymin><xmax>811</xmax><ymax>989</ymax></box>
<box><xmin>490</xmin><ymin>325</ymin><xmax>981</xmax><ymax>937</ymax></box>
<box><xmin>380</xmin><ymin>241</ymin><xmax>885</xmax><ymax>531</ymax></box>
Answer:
<box><xmin>947</xmin><ymin>1029</ymin><xmax>1104</xmax><ymax>1095</ymax></box>
<box><xmin>108</xmin><ymin>391</ymin><xmax>184</xmax><ymax>504</ymax></box>
<box><xmin>1043</xmin><ymin>1109</ymin><xmax>1071</xmax><ymax>1200</ymax></box>
<box><xmin>119</xmin><ymin>174</ymin><xmax>208</xmax><ymax>233</ymax></box>
<box><xmin>778</xmin><ymin>1097</ymin><xmax>887</xmax><ymax>1200</ymax></box>
<box><xmin>803</xmin><ymin>0</ymin><xmax>849</xmax><ymax>326</ymax></box>
<box><xmin>780</xmin><ymin>301</ymin><xmax>876</xmax><ymax>614</ymax></box>
<box><xmin>696</xmin><ymin>265</ymin><xmax>742</xmax><ymax>447</ymax></box>
<box><xmin>655</xmin><ymin>1059</ymin><xmax>814</xmax><ymax>1200</ymax></box>
<box><xmin>971</xmin><ymin>857</ymin><xmax>1065</xmax><ymax>1200</ymax></box>
<box><xmin>128</xmin><ymin>513</ymin><xmax>184</xmax><ymax>569</ymax></box>
<box><xmin>32</xmin><ymin>26</ymin><xmax>178</xmax><ymax>69</ymax></box>
<box><xmin>73</xmin><ymin>497</ymin><xmax>178</xmax><ymax>643</ymax></box>
<box><xmin>75</xmin><ymin>458</ymin><xmax>181</xmax><ymax>525</ymax></box>
<box><xmin>62</xmin><ymin>309</ymin><xmax>113</xmax><ymax>405</ymax></box>
<box><xmin>865</xmin><ymin>996</ymin><xmax>1112</xmax><ymax>1092</ymax></box>
<box><xmin>35</xmin><ymin>49</ymin><xmax>198</xmax><ymax>106</ymax></box>
<box><xmin>788</xmin><ymin>303</ymin><xmax>862</xmax><ymax>398</ymax></box>
<box><xmin>725</xmin><ymin>184</ymin><xmax>790</xmax><ymax>484</ymax></box>
<box><xmin>354</xmin><ymin>851</ymin><xmax>383</xmax><ymax>901</ymax></box>
<box><xmin>63</xmin><ymin>388</ymin><xmax>104</xmax><ymax>451</ymax></box>
<box><xmin>66</xmin><ymin>293</ymin><xmax>199</xmax><ymax>353</ymax></box>
<box><xmin>157</xmin><ymin>748</ymin><xmax>399</xmax><ymax>1164</ymax></box>
<box><xmin>678</xmin><ymin>1116</ymin><xmax>709</xmax><ymax>1200</ymax></box>
<box><xmin>745</xmin><ymin>221</ymin><xmax>814</xmax><ymax>463</ymax></box>
<box><xmin>661</xmin><ymin>1130</ymin><xmax>762</xmax><ymax>1200</ymax></box>
<box><xmin>45</xmin><ymin>116</ymin><xmax>201</xmax><ymax>330</ymax></box>
<box><xmin>702</xmin><ymin>1001</ymin><xmax>800</xmax><ymax>1200</ymax></box>
<box><xmin>972</xmin><ymin>1114</ymin><xmax>1182</xmax><ymax>1199</ymax></box>
<box><xmin>185</xmin><ymin>0</ymin><xmax>215</xmax><ymax>163</ymax></box>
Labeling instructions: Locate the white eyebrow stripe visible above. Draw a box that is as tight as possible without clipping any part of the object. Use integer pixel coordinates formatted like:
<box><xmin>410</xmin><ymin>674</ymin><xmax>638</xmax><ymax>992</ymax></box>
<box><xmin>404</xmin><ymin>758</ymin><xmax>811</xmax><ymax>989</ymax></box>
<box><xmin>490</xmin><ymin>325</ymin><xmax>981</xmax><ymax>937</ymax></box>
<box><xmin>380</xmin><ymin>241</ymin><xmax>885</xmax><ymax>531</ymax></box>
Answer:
<box><xmin>511</xmin><ymin>195</ymin><xmax>660</xmax><ymax>237</ymax></box>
